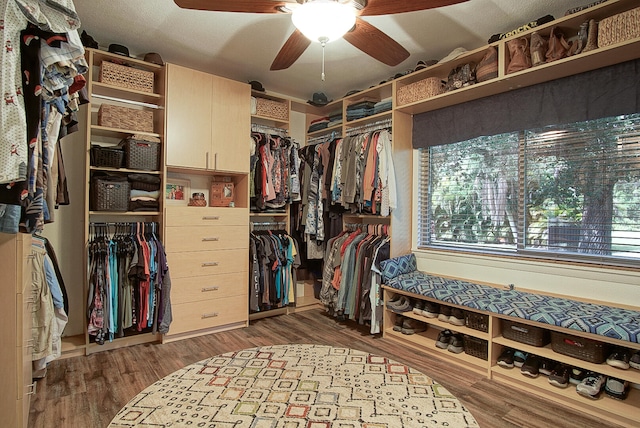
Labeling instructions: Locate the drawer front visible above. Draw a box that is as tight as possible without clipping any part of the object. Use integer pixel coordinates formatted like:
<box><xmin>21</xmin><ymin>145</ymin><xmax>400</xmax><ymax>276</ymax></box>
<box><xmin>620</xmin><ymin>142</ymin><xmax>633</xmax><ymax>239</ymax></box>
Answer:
<box><xmin>165</xmin><ymin>206</ymin><xmax>248</xmax><ymax>227</ymax></box>
<box><xmin>167</xmin><ymin>249</ymin><xmax>248</xmax><ymax>278</ymax></box>
<box><xmin>168</xmin><ymin>294</ymin><xmax>247</xmax><ymax>335</ymax></box>
<box><xmin>171</xmin><ymin>272</ymin><xmax>248</xmax><ymax>304</ymax></box>
<box><xmin>165</xmin><ymin>225</ymin><xmax>248</xmax><ymax>252</ymax></box>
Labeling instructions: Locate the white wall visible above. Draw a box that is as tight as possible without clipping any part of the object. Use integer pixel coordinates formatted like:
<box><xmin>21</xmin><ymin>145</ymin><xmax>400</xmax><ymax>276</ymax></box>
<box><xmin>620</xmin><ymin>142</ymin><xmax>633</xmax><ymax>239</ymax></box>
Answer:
<box><xmin>411</xmin><ymin>150</ymin><xmax>640</xmax><ymax>308</ymax></box>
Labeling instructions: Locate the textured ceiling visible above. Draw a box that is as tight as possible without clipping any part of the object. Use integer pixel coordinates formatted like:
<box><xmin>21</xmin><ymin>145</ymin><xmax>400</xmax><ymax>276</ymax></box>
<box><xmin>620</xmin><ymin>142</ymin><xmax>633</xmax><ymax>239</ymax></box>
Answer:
<box><xmin>73</xmin><ymin>0</ymin><xmax>595</xmax><ymax>101</ymax></box>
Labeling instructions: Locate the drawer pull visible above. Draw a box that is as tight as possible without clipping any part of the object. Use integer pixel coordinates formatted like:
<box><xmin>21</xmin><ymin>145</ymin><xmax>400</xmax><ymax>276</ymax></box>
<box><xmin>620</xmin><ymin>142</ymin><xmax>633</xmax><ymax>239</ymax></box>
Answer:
<box><xmin>201</xmin><ymin>286</ymin><xmax>219</xmax><ymax>292</ymax></box>
<box><xmin>201</xmin><ymin>262</ymin><xmax>219</xmax><ymax>267</ymax></box>
<box><xmin>201</xmin><ymin>312</ymin><xmax>219</xmax><ymax>319</ymax></box>
<box><xmin>202</xmin><ymin>237</ymin><xmax>219</xmax><ymax>242</ymax></box>
<box><xmin>202</xmin><ymin>216</ymin><xmax>220</xmax><ymax>220</ymax></box>
<box><xmin>26</xmin><ymin>382</ymin><xmax>37</xmax><ymax>395</ymax></box>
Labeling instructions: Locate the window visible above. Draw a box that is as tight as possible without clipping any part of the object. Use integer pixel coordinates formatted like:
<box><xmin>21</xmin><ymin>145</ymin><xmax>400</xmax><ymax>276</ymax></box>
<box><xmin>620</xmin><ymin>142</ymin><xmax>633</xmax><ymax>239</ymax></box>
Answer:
<box><xmin>418</xmin><ymin>114</ymin><xmax>640</xmax><ymax>265</ymax></box>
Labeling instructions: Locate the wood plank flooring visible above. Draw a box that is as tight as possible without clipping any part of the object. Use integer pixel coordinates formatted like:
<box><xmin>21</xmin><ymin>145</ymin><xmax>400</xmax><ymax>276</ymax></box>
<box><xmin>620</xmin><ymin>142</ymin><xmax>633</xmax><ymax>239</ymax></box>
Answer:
<box><xmin>29</xmin><ymin>308</ymin><xmax>620</xmax><ymax>428</ymax></box>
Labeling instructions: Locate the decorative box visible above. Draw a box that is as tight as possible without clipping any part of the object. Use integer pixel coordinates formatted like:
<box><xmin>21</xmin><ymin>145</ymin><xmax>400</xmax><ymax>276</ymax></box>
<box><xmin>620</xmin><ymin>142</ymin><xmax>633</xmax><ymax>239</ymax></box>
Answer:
<box><xmin>210</xmin><ymin>181</ymin><xmax>235</xmax><ymax>207</ymax></box>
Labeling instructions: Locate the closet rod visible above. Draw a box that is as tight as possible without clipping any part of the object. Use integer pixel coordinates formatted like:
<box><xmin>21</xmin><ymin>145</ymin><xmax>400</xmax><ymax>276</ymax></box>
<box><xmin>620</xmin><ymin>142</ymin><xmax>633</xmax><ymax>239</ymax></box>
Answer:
<box><xmin>250</xmin><ymin>221</ymin><xmax>287</xmax><ymax>231</ymax></box>
<box><xmin>251</xmin><ymin>123</ymin><xmax>288</xmax><ymax>137</ymax></box>
<box><xmin>307</xmin><ymin>130</ymin><xmax>341</xmax><ymax>145</ymax></box>
<box><xmin>345</xmin><ymin>118</ymin><xmax>392</xmax><ymax>136</ymax></box>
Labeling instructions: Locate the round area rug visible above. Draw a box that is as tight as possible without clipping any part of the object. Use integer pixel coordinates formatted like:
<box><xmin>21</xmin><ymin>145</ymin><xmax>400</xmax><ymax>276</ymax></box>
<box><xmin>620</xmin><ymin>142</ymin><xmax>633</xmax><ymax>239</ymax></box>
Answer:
<box><xmin>109</xmin><ymin>344</ymin><xmax>479</xmax><ymax>427</ymax></box>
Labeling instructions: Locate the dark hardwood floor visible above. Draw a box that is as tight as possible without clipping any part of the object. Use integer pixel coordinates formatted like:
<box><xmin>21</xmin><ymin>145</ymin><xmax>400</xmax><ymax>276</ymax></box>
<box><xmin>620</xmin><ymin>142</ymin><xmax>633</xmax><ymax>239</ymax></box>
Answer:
<box><xmin>29</xmin><ymin>308</ymin><xmax>619</xmax><ymax>427</ymax></box>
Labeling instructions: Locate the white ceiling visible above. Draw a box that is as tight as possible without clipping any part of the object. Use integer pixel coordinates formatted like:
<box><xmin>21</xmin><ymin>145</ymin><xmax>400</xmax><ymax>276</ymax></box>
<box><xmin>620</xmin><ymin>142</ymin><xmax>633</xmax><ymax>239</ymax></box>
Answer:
<box><xmin>72</xmin><ymin>0</ymin><xmax>594</xmax><ymax>102</ymax></box>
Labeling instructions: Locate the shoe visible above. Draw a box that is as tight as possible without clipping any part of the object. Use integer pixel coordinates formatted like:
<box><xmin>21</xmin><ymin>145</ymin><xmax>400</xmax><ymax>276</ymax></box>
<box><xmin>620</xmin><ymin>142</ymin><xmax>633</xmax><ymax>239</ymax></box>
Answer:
<box><xmin>448</xmin><ymin>308</ymin><xmax>465</xmax><ymax>326</ymax></box>
<box><xmin>606</xmin><ymin>349</ymin><xmax>631</xmax><ymax>370</ymax></box>
<box><xmin>538</xmin><ymin>358</ymin><xmax>554</xmax><ymax>376</ymax></box>
<box><xmin>436</xmin><ymin>329</ymin><xmax>453</xmax><ymax>349</ymax></box>
<box><xmin>447</xmin><ymin>333</ymin><xmax>464</xmax><ymax>354</ymax></box>
<box><xmin>497</xmin><ymin>348</ymin><xmax>515</xmax><ymax>369</ymax></box>
<box><xmin>438</xmin><ymin>306</ymin><xmax>452</xmax><ymax>322</ymax></box>
<box><xmin>548</xmin><ymin>363</ymin><xmax>570</xmax><ymax>388</ymax></box>
<box><xmin>401</xmin><ymin>318</ymin><xmax>427</xmax><ymax>335</ymax></box>
<box><xmin>422</xmin><ymin>301</ymin><xmax>440</xmax><ymax>318</ymax></box>
<box><xmin>521</xmin><ymin>355</ymin><xmax>541</xmax><ymax>378</ymax></box>
<box><xmin>412</xmin><ymin>300</ymin><xmax>425</xmax><ymax>316</ymax></box>
<box><xmin>387</xmin><ymin>296</ymin><xmax>412</xmax><ymax>312</ymax></box>
<box><xmin>604</xmin><ymin>376</ymin><xmax>629</xmax><ymax>400</ymax></box>
<box><xmin>576</xmin><ymin>372</ymin><xmax>605</xmax><ymax>399</ymax></box>
<box><xmin>513</xmin><ymin>351</ymin><xmax>528</xmax><ymax>368</ymax></box>
<box><xmin>393</xmin><ymin>315</ymin><xmax>404</xmax><ymax>332</ymax></box>
<box><xmin>569</xmin><ymin>367</ymin><xmax>587</xmax><ymax>385</ymax></box>
<box><xmin>630</xmin><ymin>351</ymin><xmax>640</xmax><ymax>370</ymax></box>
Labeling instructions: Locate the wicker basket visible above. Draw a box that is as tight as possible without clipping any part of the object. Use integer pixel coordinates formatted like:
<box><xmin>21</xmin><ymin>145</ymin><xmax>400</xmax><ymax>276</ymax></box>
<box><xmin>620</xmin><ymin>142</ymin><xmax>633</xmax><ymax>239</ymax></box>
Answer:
<box><xmin>100</xmin><ymin>61</ymin><xmax>154</xmax><ymax>93</ymax></box>
<box><xmin>91</xmin><ymin>177</ymin><xmax>130</xmax><ymax>211</ymax></box>
<box><xmin>463</xmin><ymin>335</ymin><xmax>488</xmax><ymax>360</ymax></box>
<box><xmin>119</xmin><ymin>138</ymin><xmax>160</xmax><ymax>171</ymax></box>
<box><xmin>598</xmin><ymin>6</ymin><xmax>640</xmax><ymax>48</ymax></box>
<box><xmin>397</xmin><ymin>77</ymin><xmax>445</xmax><ymax>106</ymax></box>
<box><xmin>465</xmin><ymin>311</ymin><xmax>489</xmax><ymax>333</ymax></box>
<box><xmin>90</xmin><ymin>145</ymin><xmax>124</xmax><ymax>168</ymax></box>
<box><xmin>550</xmin><ymin>331</ymin><xmax>609</xmax><ymax>363</ymax></box>
<box><xmin>98</xmin><ymin>104</ymin><xmax>154</xmax><ymax>133</ymax></box>
<box><xmin>501</xmin><ymin>319</ymin><xmax>550</xmax><ymax>347</ymax></box>
<box><xmin>255</xmin><ymin>97</ymin><xmax>288</xmax><ymax>121</ymax></box>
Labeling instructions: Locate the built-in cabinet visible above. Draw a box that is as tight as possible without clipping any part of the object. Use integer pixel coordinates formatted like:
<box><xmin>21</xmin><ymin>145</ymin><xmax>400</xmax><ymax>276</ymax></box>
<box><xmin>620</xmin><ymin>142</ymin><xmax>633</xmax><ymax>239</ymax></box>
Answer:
<box><xmin>0</xmin><ymin>233</ymin><xmax>33</xmax><ymax>428</ymax></box>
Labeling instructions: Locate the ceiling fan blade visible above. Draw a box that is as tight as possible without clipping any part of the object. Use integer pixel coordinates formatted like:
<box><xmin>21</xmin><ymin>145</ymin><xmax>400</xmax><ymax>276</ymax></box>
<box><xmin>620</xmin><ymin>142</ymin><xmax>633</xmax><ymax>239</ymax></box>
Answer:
<box><xmin>343</xmin><ymin>18</ymin><xmax>410</xmax><ymax>67</ymax></box>
<box><xmin>174</xmin><ymin>0</ymin><xmax>293</xmax><ymax>13</ymax></box>
<box><xmin>270</xmin><ymin>29</ymin><xmax>312</xmax><ymax>70</ymax></box>
<box><xmin>360</xmin><ymin>0</ymin><xmax>468</xmax><ymax>16</ymax></box>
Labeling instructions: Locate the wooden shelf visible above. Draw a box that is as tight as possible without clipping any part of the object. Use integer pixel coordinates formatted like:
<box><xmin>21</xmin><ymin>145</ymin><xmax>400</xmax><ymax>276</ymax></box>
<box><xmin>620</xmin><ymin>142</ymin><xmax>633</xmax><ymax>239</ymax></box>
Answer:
<box><xmin>90</xmin><ymin>125</ymin><xmax>161</xmax><ymax>139</ymax></box>
<box><xmin>91</xmin><ymin>82</ymin><xmax>162</xmax><ymax>106</ymax></box>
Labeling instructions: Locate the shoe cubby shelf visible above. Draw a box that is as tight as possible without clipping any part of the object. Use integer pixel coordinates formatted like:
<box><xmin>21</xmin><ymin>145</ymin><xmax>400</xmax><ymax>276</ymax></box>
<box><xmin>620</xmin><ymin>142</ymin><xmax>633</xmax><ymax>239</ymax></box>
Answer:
<box><xmin>382</xmin><ymin>287</ymin><xmax>640</xmax><ymax>426</ymax></box>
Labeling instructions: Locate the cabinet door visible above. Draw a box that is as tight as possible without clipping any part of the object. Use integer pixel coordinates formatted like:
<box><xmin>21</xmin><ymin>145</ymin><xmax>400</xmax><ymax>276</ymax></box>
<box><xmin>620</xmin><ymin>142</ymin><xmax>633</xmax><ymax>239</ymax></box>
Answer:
<box><xmin>165</xmin><ymin>64</ymin><xmax>212</xmax><ymax>169</ymax></box>
<box><xmin>210</xmin><ymin>75</ymin><xmax>250</xmax><ymax>173</ymax></box>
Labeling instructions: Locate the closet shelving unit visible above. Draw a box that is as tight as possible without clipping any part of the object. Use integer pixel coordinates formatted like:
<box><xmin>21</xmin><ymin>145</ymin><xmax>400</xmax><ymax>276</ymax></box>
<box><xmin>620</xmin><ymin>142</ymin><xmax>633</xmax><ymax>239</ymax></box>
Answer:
<box><xmin>75</xmin><ymin>48</ymin><xmax>166</xmax><ymax>355</ymax></box>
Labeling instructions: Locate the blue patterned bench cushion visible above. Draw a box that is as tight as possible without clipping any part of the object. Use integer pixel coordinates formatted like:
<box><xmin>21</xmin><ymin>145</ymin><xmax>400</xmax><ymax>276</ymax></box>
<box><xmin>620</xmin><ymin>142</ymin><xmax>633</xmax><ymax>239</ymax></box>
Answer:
<box><xmin>386</xmin><ymin>271</ymin><xmax>640</xmax><ymax>344</ymax></box>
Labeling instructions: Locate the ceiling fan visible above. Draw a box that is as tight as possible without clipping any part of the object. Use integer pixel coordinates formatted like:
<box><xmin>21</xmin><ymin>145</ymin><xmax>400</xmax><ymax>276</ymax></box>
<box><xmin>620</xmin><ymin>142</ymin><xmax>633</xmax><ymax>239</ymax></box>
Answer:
<box><xmin>173</xmin><ymin>0</ymin><xmax>468</xmax><ymax>71</ymax></box>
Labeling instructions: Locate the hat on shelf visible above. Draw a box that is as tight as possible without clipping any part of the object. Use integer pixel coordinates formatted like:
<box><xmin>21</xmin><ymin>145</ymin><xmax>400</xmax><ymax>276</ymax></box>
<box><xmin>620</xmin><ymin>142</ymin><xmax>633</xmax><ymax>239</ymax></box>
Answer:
<box><xmin>108</xmin><ymin>43</ymin><xmax>130</xmax><ymax>57</ymax></box>
<box><xmin>80</xmin><ymin>30</ymin><xmax>99</xmax><ymax>49</ymax></box>
<box><xmin>144</xmin><ymin>52</ymin><xmax>164</xmax><ymax>65</ymax></box>
<box><xmin>249</xmin><ymin>80</ymin><xmax>266</xmax><ymax>92</ymax></box>
<box><xmin>343</xmin><ymin>89</ymin><xmax>361</xmax><ymax>97</ymax></box>
<box><xmin>308</xmin><ymin>92</ymin><xmax>332</xmax><ymax>107</ymax></box>
<box><xmin>438</xmin><ymin>47</ymin><xmax>468</xmax><ymax>64</ymax></box>
<box><xmin>414</xmin><ymin>59</ymin><xmax>437</xmax><ymax>71</ymax></box>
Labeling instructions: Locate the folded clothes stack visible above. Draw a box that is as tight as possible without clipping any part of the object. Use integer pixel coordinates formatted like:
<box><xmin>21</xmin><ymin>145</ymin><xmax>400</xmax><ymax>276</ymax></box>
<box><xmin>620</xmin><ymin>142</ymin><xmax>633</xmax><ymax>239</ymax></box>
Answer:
<box><xmin>373</xmin><ymin>97</ymin><xmax>392</xmax><ymax>115</ymax></box>
<box><xmin>346</xmin><ymin>100</ymin><xmax>376</xmax><ymax>121</ymax></box>
<box><xmin>308</xmin><ymin>116</ymin><xmax>330</xmax><ymax>133</ymax></box>
<box><xmin>327</xmin><ymin>108</ymin><xmax>343</xmax><ymax>128</ymax></box>
<box><xmin>128</xmin><ymin>173</ymin><xmax>161</xmax><ymax>211</ymax></box>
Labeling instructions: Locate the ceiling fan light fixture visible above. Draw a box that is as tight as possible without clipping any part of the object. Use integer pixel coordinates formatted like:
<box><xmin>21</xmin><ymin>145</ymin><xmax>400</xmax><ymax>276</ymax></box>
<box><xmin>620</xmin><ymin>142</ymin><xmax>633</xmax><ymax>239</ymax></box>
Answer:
<box><xmin>292</xmin><ymin>0</ymin><xmax>356</xmax><ymax>44</ymax></box>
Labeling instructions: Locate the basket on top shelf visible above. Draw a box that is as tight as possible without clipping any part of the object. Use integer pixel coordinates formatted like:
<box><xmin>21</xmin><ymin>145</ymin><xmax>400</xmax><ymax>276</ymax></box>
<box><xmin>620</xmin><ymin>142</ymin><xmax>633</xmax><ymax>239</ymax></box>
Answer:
<box><xmin>598</xmin><ymin>6</ymin><xmax>640</xmax><ymax>48</ymax></box>
<box><xmin>100</xmin><ymin>61</ymin><xmax>155</xmax><ymax>93</ymax></box>
<box><xmin>98</xmin><ymin>104</ymin><xmax>154</xmax><ymax>133</ymax></box>
<box><xmin>397</xmin><ymin>77</ymin><xmax>445</xmax><ymax>106</ymax></box>
<box><xmin>254</xmin><ymin>97</ymin><xmax>288</xmax><ymax>121</ymax></box>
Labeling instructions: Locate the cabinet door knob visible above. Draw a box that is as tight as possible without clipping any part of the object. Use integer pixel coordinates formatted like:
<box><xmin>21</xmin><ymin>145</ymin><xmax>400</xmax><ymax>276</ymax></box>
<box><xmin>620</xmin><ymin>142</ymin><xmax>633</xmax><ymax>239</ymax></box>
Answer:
<box><xmin>201</xmin><ymin>286</ymin><xmax>219</xmax><ymax>292</ymax></box>
<box><xmin>202</xmin><ymin>216</ymin><xmax>220</xmax><ymax>220</ymax></box>
<box><xmin>201</xmin><ymin>312</ymin><xmax>219</xmax><ymax>319</ymax></box>
<box><xmin>201</xmin><ymin>262</ymin><xmax>219</xmax><ymax>267</ymax></box>
<box><xmin>202</xmin><ymin>237</ymin><xmax>219</xmax><ymax>242</ymax></box>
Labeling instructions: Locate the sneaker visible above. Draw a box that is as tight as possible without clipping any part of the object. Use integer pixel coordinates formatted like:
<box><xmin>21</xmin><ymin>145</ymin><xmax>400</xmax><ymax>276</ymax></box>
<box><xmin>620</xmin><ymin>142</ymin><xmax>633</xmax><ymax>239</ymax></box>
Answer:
<box><xmin>401</xmin><ymin>318</ymin><xmax>427</xmax><ymax>335</ymax></box>
<box><xmin>422</xmin><ymin>301</ymin><xmax>440</xmax><ymax>318</ymax></box>
<box><xmin>521</xmin><ymin>355</ymin><xmax>541</xmax><ymax>378</ymax></box>
<box><xmin>412</xmin><ymin>300</ymin><xmax>425</xmax><ymax>316</ymax></box>
<box><xmin>538</xmin><ymin>358</ymin><xmax>554</xmax><ymax>376</ymax></box>
<box><xmin>606</xmin><ymin>349</ymin><xmax>631</xmax><ymax>370</ymax></box>
<box><xmin>569</xmin><ymin>367</ymin><xmax>587</xmax><ymax>385</ymax></box>
<box><xmin>435</xmin><ymin>329</ymin><xmax>453</xmax><ymax>349</ymax></box>
<box><xmin>604</xmin><ymin>376</ymin><xmax>629</xmax><ymax>400</ymax></box>
<box><xmin>497</xmin><ymin>348</ymin><xmax>515</xmax><ymax>368</ymax></box>
<box><xmin>548</xmin><ymin>363</ymin><xmax>570</xmax><ymax>388</ymax></box>
<box><xmin>448</xmin><ymin>308</ymin><xmax>466</xmax><ymax>326</ymax></box>
<box><xmin>630</xmin><ymin>351</ymin><xmax>640</xmax><ymax>370</ymax></box>
<box><xmin>393</xmin><ymin>315</ymin><xmax>404</xmax><ymax>332</ymax></box>
<box><xmin>387</xmin><ymin>296</ymin><xmax>412</xmax><ymax>312</ymax></box>
<box><xmin>438</xmin><ymin>306</ymin><xmax>452</xmax><ymax>322</ymax></box>
<box><xmin>513</xmin><ymin>351</ymin><xmax>528</xmax><ymax>368</ymax></box>
<box><xmin>576</xmin><ymin>372</ymin><xmax>605</xmax><ymax>399</ymax></box>
<box><xmin>447</xmin><ymin>333</ymin><xmax>464</xmax><ymax>354</ymax></box>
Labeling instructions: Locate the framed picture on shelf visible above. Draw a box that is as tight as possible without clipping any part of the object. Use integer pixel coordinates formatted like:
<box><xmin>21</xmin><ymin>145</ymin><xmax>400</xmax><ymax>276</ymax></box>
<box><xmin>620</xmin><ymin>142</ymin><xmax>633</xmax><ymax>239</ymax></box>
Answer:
<box><xmin>165</xmin><ymin>178</ymin><xmax>190</xmax><ymax>205</ymax></box>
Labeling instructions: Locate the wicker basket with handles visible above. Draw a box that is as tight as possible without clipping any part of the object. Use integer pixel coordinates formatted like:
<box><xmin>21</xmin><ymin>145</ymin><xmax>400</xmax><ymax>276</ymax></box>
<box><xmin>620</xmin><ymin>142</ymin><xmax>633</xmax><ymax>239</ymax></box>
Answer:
<box><xmin>98</xmin><ymin>104</ymin><xmax>154</xmax><ymax>133</ymax></box>
<box><xmin>255</xmin><ymin>97</ymin><xmax>288</xmax><ymax>121</ymax></box>
<box><xmin>397</xmin><ymin>77</ymin><xmax>445</xmax><ymax>106</ymax></box>
<box><xmin>597</xmin><ymin>6</ymin><xmax>640</xmax><ymax>48</ymax></box>
<box><xmin>100</xmin><ymin>61</ymin><xmax>155</xmax><ymax>93</ymax></box>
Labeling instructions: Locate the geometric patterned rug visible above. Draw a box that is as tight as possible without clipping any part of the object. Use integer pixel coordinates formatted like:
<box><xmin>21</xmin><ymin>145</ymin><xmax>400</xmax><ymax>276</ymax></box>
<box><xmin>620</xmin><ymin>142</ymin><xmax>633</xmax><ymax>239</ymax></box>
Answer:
<box><xmin>108</xmin><ymin>344</ymin><xmax>479</xmax><ymax>427</ymax></box>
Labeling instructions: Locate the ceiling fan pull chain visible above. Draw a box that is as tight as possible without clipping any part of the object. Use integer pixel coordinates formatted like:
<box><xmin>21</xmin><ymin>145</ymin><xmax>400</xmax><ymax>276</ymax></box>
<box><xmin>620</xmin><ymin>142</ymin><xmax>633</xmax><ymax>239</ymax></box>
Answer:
<box><xmin>321</xmin><ymin>41</ymin><xmax>326</xmax><ymax>81</ymax></box>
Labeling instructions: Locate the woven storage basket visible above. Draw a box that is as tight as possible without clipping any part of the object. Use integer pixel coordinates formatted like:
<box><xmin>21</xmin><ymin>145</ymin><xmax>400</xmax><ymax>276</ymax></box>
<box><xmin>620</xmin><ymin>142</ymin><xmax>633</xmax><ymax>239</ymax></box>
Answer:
<box><xmin>465</xmin><ymin>311</ymin><xmax>489</xmax><ymax>333</ymax></box>
<box><xmin>90</xmin><ymin>145</ymin><xmax>124</xmax><ymax>168</ymax></box>
<box><xmin>501</xmin><ymin>319</ymin><xmax>550</xmax><ymax>347</ymax></box>
<box><xmin>91</xmin><ymin>178</ymin><xmax>130</xmax><ymax>211</ymax></box>
<box><xmin>255</xmin><ymin>97</ymin><xmax>288</xmax><ymax>121</ymax></box>
<box><xmin>598</xmin><ymin>6</ymin><xmax>640</xmax><ymax>48</ymax></box>
<box><xmin>119</xmin><ymin>138</ymin><xmax>160</xmax><ymax>171</ymax></box>
<box><xmin>100</xmin><ymin>61</ymin><xmax>154</xmax><ymax>93</ymax></box>
<box><xmin>397</xmin><ymin>77</ymin><xmax>444</xmax><ymax>106</ymax></box>
<box><xmin>98</xmin><ymin>104</ymin><xmax>154</xmax><ymax>133</ymax></box>
<box><xmin>550</xmin><ymin>331</ymin><xmax>609</xmax><ymax>363</ymax></box>
<box><xmin>463</xmin><ymin>335</ymin><xmax>488</xmax><ymax>360</ymax></box>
